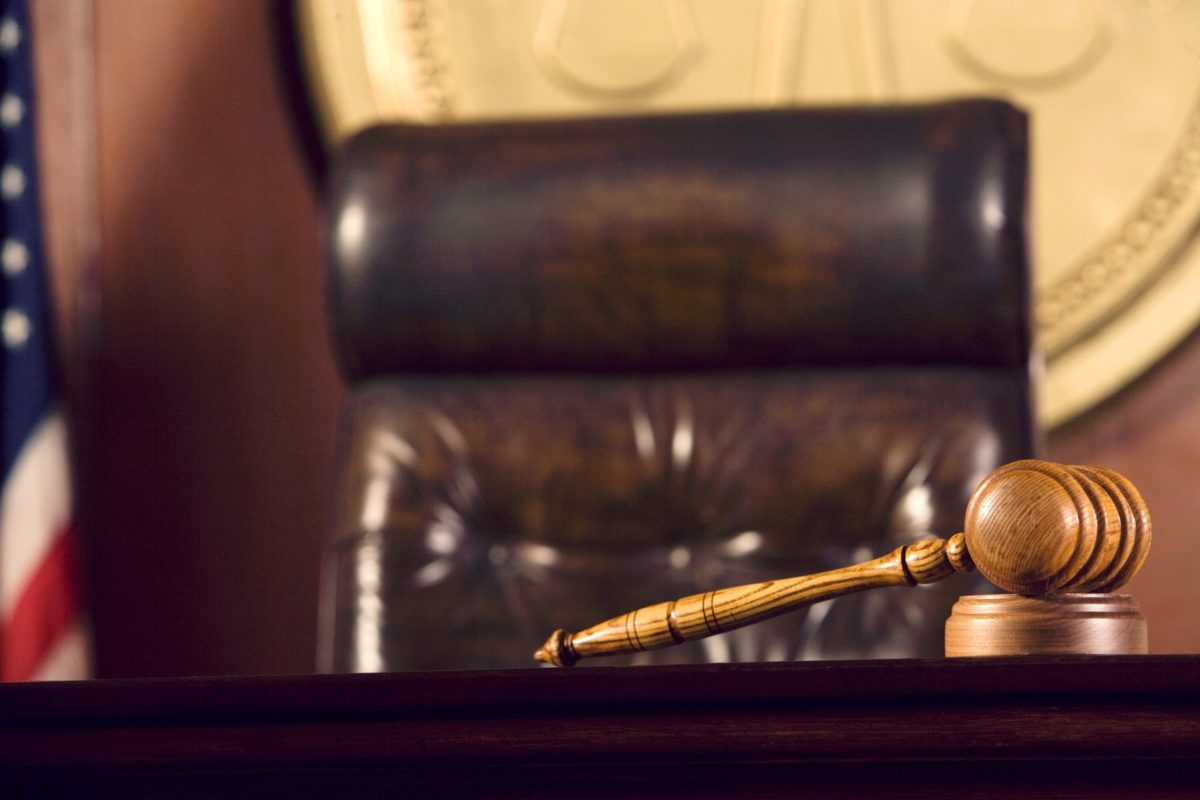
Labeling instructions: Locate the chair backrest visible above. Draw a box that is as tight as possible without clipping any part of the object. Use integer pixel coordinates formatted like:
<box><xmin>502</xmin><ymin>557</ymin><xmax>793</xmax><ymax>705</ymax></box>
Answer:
<box><xmin>319</xmin><ymin>100</ymin><xmax>1036</xmax><ymax>671</ymax></box>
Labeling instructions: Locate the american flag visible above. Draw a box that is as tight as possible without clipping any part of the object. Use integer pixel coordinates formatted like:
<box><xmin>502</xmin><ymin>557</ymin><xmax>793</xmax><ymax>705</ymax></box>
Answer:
<box><xmin>0</xmin><ymin>0</ymin><xmax>89</xmax><ymax>681</ymax></box>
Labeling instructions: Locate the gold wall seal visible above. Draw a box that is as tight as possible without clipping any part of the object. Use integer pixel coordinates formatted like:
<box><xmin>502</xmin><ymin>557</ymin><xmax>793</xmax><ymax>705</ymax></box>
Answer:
<box><xmin>296</xmin><ymin>0</ymin><xmax>1200</xmax><ymax>429</ymax></box>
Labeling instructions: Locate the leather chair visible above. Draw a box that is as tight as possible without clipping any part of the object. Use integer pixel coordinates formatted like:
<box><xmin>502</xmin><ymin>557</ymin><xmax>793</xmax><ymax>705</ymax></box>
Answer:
<box><xmin>318</xmin><ymin>100</ymin><xmax>1036</xmax><ymax>671</ymax></box>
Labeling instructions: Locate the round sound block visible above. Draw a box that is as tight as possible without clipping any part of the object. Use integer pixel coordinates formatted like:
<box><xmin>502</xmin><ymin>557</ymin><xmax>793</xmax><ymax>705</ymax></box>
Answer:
<box><xmin>945</xmin><ymin>594</ymin><xmax>1147</xmax><ymax>657</ymax></box>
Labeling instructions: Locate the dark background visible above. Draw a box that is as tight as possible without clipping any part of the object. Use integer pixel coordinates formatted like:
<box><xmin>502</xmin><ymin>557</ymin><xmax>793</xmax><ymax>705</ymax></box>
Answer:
<box><xmin>28</xmin><ymin>0</ymin><xmax>1200</xmax><ymax>677</ymax></box>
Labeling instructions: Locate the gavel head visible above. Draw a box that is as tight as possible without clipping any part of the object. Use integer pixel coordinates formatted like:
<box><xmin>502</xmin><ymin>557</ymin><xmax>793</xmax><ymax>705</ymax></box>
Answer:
<box><xmin>963</xmin><ymin>460</ymin><xmax>1151</xmax><ymax>595</ymax></box>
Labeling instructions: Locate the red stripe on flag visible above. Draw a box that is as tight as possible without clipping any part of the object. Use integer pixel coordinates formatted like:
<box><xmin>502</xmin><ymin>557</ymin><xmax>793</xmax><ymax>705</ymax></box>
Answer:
<box><xmin>2</xmin><ymin>523</ymin><xmax>81</xmax><ymax>681</ymax></box>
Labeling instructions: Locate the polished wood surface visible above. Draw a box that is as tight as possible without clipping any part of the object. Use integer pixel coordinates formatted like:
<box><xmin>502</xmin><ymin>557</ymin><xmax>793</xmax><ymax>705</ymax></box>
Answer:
<box><xmin>0</xmin><ymin>658</ymin><xmax>1196</xmax><ymax>798</ymax></box>
<box><xmin>535</xmin><ymin>535</ymin><xmax>969</xmax><ymax>666</ymax></box>
<box><xmin>536</xmin><ymin>459</ymin><xmax>1150</xmax><ymax>666</ymax></box>
<box><xmin>945</xmin><ymin>593</ymin><xmax>1148</xmax><ymax>656</ymax></box>
<box><xmin>963</xmin><ymin>460</ymin><xmax>1151</xmax><ymax>594</ymax></box>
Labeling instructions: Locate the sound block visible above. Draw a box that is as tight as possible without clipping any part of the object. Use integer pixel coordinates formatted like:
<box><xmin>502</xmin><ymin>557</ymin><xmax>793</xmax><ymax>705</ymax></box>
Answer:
<box><xmin>945</xmin><ymin>593</ymin><xmax>1148</xmax><ymax>657</ymax></box>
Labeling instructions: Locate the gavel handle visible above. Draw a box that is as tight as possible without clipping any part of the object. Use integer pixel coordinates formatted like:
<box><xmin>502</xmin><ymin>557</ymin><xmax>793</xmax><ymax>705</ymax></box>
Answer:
<box><xmin>534</xmin><ymin>533</ymin><xmax>974</xmax><ymax>666</ymax></box>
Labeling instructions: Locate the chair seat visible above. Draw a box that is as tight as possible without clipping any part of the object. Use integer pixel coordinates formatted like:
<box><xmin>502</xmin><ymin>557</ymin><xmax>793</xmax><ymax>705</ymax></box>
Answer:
<box><xmin>324</xmin><ymin>369</ymin><xmax>1025</xmax><ymax>670</ymax></box>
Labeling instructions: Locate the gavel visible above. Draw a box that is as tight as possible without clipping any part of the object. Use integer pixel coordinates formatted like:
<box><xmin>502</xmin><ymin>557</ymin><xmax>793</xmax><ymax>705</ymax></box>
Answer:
<box><xmin>534</xmin><ymin>459</ymin><xmax>1151</xmax><ymax>666</ymax></box>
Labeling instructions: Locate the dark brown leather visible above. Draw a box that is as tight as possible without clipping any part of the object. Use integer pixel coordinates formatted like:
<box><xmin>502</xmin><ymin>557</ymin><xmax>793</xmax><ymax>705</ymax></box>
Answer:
<box><xmin>319</xmin><ymin>101</ymin><xmax>1036</xmax><ymax>671</ymax></box>
<box><xmin>327</xmin><ymin>100</ymin><xmax>1030</xmax><ymax>378</ymax></box>
<box><xmin>325</xmin><ymin>374</ymin><xmax>1030</xmax><ymax>670</ymax></box>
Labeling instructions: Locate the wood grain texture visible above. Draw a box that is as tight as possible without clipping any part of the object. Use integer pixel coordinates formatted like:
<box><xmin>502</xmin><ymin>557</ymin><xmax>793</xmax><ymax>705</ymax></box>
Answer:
<box><xmin>945</xmin><ymin>594</ymin><xmax>1148</xmax><ymax>656</ymax></box>
<box><xmin>1073</xmin><ymin>465</ymin><xmax>1152</xmax><ymax>592</ymax></box>
<box><xmin>0</xmin><ymin>659</ymin><xmax>1197</xmax><ymax>798</ymax></box>
<box><xmin>537</xmin><ymin>459</ymin><xmax>1151</xmax><ymax>666</ymax></box>
<box><xmin>963</xmin><ymin>459</ymin><xmax>1150</xmax><ymax>595</ymax></box>
<box><xmin>965</xmin><ymin>465</ymin><xmax>1087</xmax><ymax>593</ymax></box>
<box><xmin>535</xmin><ymin>536</ymin><xmax>967</xmax><ymax>665</ymax></box>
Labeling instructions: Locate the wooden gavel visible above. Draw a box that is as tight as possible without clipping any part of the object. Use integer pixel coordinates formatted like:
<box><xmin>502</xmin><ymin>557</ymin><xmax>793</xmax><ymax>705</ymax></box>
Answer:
<box><xmin>534</xmin><ymin>459</ymin><xmax>1152</xmax><ymax>666</ymax></box>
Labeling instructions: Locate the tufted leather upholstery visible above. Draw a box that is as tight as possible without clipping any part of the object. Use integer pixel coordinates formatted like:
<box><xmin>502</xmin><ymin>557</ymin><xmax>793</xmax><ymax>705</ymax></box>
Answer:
<box><xmin>319</xmin><ymin>100</ymin><xmax>1036</xmax><ymax>671</ymax></box>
